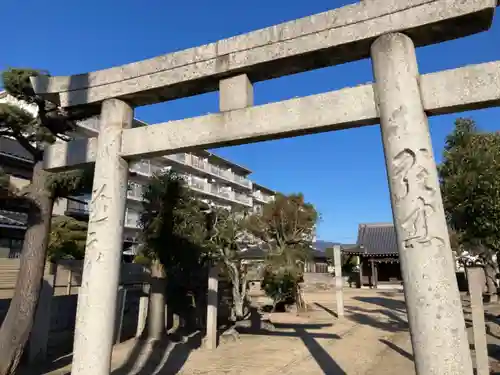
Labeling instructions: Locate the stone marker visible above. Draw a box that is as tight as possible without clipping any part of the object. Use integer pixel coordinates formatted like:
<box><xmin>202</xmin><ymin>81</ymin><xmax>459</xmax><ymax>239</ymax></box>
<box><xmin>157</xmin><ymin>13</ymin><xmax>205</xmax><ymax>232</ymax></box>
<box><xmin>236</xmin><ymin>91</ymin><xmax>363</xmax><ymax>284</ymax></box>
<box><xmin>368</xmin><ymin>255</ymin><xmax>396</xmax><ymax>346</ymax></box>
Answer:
<box><xmin>467</xmin><ymin>266</ymin><xmax>489</xmax><ymax>375</ymax></box>
<box><xmin>205</xmin><ymin>266</ymin><xmax>219</xmax><ymax>350</ymax></box>
<box><xmin>333</xmin><ymin>245</ymin><xmax>344</xmax><ymax>317</ymax></box>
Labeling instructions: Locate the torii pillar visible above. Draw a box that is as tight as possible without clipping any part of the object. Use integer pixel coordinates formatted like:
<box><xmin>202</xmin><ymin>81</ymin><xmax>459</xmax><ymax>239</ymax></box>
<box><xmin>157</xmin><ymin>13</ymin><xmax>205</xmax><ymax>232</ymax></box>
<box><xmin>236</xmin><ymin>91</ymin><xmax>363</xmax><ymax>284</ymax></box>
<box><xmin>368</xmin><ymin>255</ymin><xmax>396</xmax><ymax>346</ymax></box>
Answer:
<box><xmin>372</xmin><ymin>33</ymin><xmax>473</xmax><ymax>375</ymax></box>
<box><xmin>71</xmin><ymin>99</ymin><xmax>133</xmax><ymax>375</ymax></box>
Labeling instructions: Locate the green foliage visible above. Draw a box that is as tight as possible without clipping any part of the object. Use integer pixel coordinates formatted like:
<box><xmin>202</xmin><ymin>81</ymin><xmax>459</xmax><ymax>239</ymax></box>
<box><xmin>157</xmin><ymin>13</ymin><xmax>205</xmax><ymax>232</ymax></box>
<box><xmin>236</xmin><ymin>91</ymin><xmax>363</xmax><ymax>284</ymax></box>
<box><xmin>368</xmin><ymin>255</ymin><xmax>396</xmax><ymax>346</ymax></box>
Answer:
<box><xmin>0</xmin><ymin>168</ymin><xmax>12</xmax><ymax>196</ymax></box>
<box><xmin>3</xmin><ymin>68</ymin><xmax>96</xmax><ymax>137</ymax></box>
<box><xmin>0</xmin><ymin>103</ymin><xmax>54</xmax><ymax>158</ymax></box>
<box><xmin>207</xmin><ymin>207</ymin><xmax>244</xmax><ymax>261</ymax></box>
<box><xmin>206</xmin><ymin>208</ymin><xmax>250</xmax><ymax>319</ymax></box>
<box><xmin>139</xmin><ymin>170</ymin><xmax>212</xmax><ymax>322</ymax></box>
<box><xmin>47</xmin><ymin>215</ymin><xmax>88</xmax><ymax>261</ymax></box>
<box><xmin>246</xmin><ymin>193</ymin><xmax>317</xmax><ymax>270</ymax></box>
<box><xmin>439</xmin><ymin>118</ymin><xmax>500</xmax><ymax>257</ymax></box>
<box><xmin>139</xmin><ymin>170</ymin><xmax>209</xmax><ymax>261</ymax></box>
<box><xmin>261</xmin><ymin>266</ymin><xmax>301</xmax><ymax>310</ymax></box>
<box><xmin>47</xmin><ymin>167</ymin><xmax>94</xmax><ymax>199</ymax></box>
<box><xmin>0</xmin><ymin>68</ymin><xmax>95</xmax><ymax>375</ymax></box>
<box><xmin>246</xmin><ymin>193</ymin><xmax>317</xmax><ymax>311</ymax></box>
<box><xmin>133</xmin><ymin>254</ymin><xmax>152</xmax><ymax>266</ymax></box>
<box><xmin>0</xmin><ymin>69</ymin><xmax>95</xmax><ymax>202</ymax></box>
<box><xmin>2</xmin><ymin>68</ymin><xmax>41</xmax><ymax>103</ymax></box>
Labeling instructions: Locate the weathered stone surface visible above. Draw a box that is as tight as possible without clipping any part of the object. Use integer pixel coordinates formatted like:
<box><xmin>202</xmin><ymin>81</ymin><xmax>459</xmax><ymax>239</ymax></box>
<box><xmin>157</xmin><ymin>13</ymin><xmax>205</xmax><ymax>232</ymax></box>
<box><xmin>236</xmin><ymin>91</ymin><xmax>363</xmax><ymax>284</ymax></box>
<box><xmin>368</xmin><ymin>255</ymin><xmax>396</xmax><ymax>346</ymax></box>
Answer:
<box><xmin>219</xmin><ymin>74</ymin><xmax>253</xmax><ymax>112</ymax></box>
<box><xmin>42</xmin><ymin>60</ymin><xmax>500</xmax><ymax>171</ymax></box>
<box><xmin>205</xmin><ymin>267</ymin><xmax>218</xmax><ymax>350</ymax></box>
<box><xmin>334</xmin><ymin>245</ymin><xmax>344</xmax><ymax>317</ymax></box>
<box><xmin>467</xmin><ymin>267</ymin><xmax>489</xmax><ymax>375</ymax></box>
<box><xmin>31</xmin><ymin>0</ymin><xmax>496</xmax><ymax>107</ymax></box>
<box><xmin>71</xmin><ymin>99</ymin><xmax>133</xmax><ymax>375</ymax></box>
<box><xmin>372</xmin><ymin>33</ymin><xmax>473</xmax><ymax>375</ymax></box>
<box><xmin>420</xmin><ymin>60</ymin><xmax>500</xmax><ymax>114</ymax></box>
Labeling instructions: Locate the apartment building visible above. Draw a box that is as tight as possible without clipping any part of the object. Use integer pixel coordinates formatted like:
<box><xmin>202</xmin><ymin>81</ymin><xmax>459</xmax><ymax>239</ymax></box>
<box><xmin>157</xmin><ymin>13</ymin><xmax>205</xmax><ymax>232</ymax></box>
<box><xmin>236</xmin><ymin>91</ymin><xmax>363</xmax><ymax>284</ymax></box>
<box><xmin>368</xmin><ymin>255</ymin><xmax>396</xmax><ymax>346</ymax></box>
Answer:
<box><xmin>252</xmin><ymin>183</ymin><xmax>275</xmax><ymax>214</ymax></box>
<box><xmin>0</xmin><ymin>92</ymin><xmax>275</xmax><ymax>257</ymax></box>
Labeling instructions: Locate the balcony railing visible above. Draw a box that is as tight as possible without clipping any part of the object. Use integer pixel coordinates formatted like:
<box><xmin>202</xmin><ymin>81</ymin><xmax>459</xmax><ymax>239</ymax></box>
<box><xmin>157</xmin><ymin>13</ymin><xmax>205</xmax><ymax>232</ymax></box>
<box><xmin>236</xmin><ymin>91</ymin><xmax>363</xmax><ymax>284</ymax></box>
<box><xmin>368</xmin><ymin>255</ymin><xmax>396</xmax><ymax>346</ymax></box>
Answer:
<box><xmin>253</xmin><ymin>192</ymin><xmax>273</xmax><ymax>203</ymax></box>
<box><xmin>235</xmin><ymin>192</ymin><xmax>252</xmax><ymax>205</ymax></box>
<box><xmin>125</xmin><ymin>209</ymin><xmax>140</xmax><ymax>228</ymax></box>
<box><xmin>130</xmin><ymin>160</ymin><xmax>151</xmax><ymax>176</ymax></box>
<box><xmin>167</xmin><ymin>153</ymin><xmax>187</xmax><ymax>164</ymax></box>
<box><xmin>166</xmin><ymin>153</ymin><xmax>252</xmax><ymax>189</ymax></box>
<box><xmin>190</xmin><ymin>177</ymin><xmax>207</xmax><ymax>192</ymax></box>
<box><xmin>127</xmin><ymin>181</ymin><xmax>144</xmax><ymax>200</ymax></box>
<box><xmin>66</xmin><ymin>200</ymin><xmax>89</xmax><ymax>214</ymax></box>
<box><xmin>188</xmin><ymin>179</ymin><xmax>252</xmax><ymax>206</ymax></box>
<box><xmin>234</xmin><ymin>175</ymin><xmax>252</xmax><ymax>188</ymax></box>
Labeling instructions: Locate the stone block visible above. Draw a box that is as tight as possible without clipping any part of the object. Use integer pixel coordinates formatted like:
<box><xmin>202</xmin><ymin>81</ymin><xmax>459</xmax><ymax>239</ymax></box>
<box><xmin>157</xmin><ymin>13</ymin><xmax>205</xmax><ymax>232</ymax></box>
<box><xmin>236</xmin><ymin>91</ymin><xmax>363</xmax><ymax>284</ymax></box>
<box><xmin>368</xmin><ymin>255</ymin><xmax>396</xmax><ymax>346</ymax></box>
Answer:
<box><xmin>219</xmin><ymin>74</ymin><xmax>253</xmax><ymax>112</ymax></box>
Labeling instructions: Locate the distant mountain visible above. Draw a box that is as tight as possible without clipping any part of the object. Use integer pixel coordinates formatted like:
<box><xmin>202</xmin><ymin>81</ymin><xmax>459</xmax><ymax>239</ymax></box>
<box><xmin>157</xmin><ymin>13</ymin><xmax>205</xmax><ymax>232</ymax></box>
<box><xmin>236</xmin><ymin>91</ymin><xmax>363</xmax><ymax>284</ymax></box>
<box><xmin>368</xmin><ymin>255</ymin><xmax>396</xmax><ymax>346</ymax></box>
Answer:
<box><xmin>313</xmin><ymin>240</ymin><xmax>340</xmax><ymax>252</ymax></box>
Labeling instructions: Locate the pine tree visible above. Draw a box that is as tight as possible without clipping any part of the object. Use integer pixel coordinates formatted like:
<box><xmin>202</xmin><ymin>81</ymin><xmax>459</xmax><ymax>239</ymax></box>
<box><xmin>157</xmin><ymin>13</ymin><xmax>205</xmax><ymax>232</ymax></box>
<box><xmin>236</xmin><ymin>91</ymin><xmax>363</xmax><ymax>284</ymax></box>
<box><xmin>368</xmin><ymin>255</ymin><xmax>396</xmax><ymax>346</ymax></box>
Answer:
<box><xmin>0</xmin><ymin>68</ymin><xmax>93</xmax><ymax>374</ymax></box>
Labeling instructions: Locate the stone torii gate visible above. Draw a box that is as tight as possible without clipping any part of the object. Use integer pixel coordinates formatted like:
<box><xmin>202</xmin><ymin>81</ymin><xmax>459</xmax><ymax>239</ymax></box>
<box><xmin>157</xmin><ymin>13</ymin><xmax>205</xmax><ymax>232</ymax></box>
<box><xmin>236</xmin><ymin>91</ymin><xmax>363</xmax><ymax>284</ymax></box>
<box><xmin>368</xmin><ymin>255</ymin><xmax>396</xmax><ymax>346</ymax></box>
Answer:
<box><xmin>31</xmin><ymin>1</ymin><xmax>499</xmax><ymax>374</ymax></box>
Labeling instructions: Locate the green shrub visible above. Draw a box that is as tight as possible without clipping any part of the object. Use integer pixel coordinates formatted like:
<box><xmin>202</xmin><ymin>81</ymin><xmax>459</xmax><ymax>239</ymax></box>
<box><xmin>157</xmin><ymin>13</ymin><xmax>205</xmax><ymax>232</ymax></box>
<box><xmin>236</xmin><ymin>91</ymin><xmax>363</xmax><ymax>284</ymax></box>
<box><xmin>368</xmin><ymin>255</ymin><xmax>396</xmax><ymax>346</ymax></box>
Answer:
<box><xmin>133</xmin><ymin>254</ymin><xmax>152</xmax><ymax>266</ymax></box>
<box><xmin>261</xmin><ymin>267</ymin><xmax>301</xmax><ymax>311</ymax></box>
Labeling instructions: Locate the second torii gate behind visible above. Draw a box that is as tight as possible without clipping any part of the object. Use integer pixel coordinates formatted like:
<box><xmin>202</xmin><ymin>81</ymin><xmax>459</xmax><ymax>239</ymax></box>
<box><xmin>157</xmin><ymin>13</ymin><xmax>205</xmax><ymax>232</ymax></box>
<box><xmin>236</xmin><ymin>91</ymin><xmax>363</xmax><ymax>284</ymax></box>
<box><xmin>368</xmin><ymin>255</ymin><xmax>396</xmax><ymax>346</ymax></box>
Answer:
<box><xmin>32</xmin><ymin>1</ymin><xmax>499</xmax><ymax>375</ymax></box>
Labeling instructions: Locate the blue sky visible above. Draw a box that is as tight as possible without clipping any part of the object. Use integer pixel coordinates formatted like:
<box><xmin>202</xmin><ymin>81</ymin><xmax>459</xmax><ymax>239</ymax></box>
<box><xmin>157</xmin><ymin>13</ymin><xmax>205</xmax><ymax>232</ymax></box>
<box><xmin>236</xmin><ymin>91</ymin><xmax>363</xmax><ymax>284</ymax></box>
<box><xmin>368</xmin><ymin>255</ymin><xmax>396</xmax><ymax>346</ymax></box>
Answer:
<box><xmin>2</xmin><ymin>1</ymin><xmax>500</xmax><ymax>242</ymax></box>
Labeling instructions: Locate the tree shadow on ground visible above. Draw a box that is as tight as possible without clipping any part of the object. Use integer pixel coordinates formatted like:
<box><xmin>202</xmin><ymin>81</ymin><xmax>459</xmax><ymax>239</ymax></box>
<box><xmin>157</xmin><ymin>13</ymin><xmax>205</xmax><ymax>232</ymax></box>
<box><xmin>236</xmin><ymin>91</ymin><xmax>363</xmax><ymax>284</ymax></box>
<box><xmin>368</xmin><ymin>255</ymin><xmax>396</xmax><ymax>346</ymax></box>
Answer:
<box><xmin>111</xmin><ymin>330</ymin><xmax>203</xmax><ymax>375</ymax></box>
<box><xmin>345</xmin><ymin>305</ymin><xmax>407</xmax><ymax>333</ymax></box>
<box><xmin>314</xmin><ymin>302</ymin><xmax>338</xmax><ymax>318</ymax></box>
<box><xmin>352</xmin><ymin>296</ymin><xmax>407</xmax><ymax>313</ymax></box>
<box><xmin>379</xmin><ymin>339</ymin><xmax>413</xmax><ymax>361</ymax></box>
<box><xmin>469</xmin><ymin>342</ymin><xmax>500</xmax><ymax>364</ymax></box>
<box><xmin>488</xmin><ymin>343</ymin><xmax>500</xmax><ymax>361</ymax></box>
<box><xmin>234</xmin><ymin>307</ymin><xmax>346</xmax><ymax>374</ymax></box>
<box><xmin>18</xmin><ymin>352</ymin><xmax>73</xmax><ymax>375</ymax></box>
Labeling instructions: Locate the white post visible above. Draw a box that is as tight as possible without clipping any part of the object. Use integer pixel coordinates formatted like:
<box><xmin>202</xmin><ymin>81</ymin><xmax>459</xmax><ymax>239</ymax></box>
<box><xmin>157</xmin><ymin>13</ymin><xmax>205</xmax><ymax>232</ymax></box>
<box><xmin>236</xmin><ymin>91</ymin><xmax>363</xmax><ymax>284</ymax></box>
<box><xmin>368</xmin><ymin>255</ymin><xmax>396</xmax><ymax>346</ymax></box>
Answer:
<box><xmin>333</xmin><ymin>245</ymin><xmax>344</xmax><ymax>317</ymax></box>
<box><xmin>467</xmin><ymin>266</ymin><xmax>489</xmax><ymax>375</ymax></box>
<box><xmin>71</xmin><ymin>99</ymin><xmax>133</xmax><ymax>375</ymax></box>
<box><xmin>371</xmin><ymin>33</ymin><xmax>473</xmax><ymax>375</ymax></box>
<box><xmin>205</xmin><ymin>265</ymin><xmax>218</xmax><ymax>350</ymax></box>
<box><xmin>136</xmin><ymin>284</ymin><xmax>149</xmax><ymax>338</ymax></box>
<box><xmin>66</xmin><ymin>268</ymin><xmax>72</xmax><ymax>295</ymax></box>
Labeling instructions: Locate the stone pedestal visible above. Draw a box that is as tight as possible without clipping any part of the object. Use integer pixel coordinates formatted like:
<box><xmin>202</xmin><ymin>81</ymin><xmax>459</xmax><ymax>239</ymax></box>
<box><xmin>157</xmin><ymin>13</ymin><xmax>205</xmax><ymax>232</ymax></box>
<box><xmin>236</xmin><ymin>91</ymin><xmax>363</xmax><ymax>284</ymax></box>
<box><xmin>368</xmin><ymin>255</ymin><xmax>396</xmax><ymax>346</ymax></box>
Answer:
<box><xmin>205</xmin><ymin>266</ymin><xmax>219</xmax><ymax>350</ymax></box>
<box><xmin>333</xmin><ymin>245</ymin><xmax>344</xmax><ymax>317</ymax></box>
<box><xmin>371</xmin><ymin>33</ymin><xmax>473</xmax><ymax>375</ymax></box>
<box><xmin>71</xmin><ymin>99</ymin><xmax>133</xmax><ymax>375</ymax></box>
<box><xmin>467</xmin><ymin>266</ymin><xmax>489</xmax><ymax>375</ymax></box>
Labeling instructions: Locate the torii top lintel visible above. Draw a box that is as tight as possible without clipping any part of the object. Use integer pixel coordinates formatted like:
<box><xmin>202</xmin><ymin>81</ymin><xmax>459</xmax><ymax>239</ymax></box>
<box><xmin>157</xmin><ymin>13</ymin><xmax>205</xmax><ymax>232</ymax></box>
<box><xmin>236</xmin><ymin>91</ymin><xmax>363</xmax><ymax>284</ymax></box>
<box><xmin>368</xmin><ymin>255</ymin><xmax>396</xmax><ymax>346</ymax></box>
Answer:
<box><xmin>30</xmin><ymin>0</ymin><xmax>496</xmax><ymax>108</ymax></box>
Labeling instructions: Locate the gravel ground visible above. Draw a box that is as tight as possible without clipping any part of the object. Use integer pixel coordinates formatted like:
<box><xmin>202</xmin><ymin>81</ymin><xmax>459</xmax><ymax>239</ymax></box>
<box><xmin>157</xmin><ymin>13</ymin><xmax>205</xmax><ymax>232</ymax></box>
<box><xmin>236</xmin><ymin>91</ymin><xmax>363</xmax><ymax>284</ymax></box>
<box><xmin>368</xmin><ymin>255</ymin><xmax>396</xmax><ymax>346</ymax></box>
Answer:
<box><xmin>23</xmin><ymin>289</ymin><xmax>500</xmax><ymax>375</ymax></box>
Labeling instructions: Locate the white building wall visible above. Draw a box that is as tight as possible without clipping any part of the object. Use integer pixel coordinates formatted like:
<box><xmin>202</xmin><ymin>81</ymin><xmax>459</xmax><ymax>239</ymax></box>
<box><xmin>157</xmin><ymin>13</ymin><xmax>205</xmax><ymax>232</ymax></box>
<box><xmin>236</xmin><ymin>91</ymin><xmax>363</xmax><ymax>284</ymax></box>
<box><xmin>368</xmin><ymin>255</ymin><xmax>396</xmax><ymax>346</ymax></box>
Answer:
<box><xmin>0</xmin><ymin>92</ymin><xmax>276</xmax><ymax>254</ymax></box>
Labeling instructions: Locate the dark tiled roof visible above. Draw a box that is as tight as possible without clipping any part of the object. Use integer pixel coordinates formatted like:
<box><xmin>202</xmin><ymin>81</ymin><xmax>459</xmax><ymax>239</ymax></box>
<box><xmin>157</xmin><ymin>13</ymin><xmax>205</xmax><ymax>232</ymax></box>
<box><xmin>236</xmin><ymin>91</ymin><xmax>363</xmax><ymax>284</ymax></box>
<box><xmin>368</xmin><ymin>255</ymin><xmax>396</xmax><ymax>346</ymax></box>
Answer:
<box><xmin>341</xmin><ymin>244</ymin><xmax>364</xmax><ymax>254</ymax></box>
<box><xmin>356</xmin><ymin>223</ymin><xmax>399</xmax><ymax>256</ymax></box>
<box><xmin>0</xmin><ymin>137</ymin><xmax>34</xmax><ymax>162</ymax></box>
<box><xmin>0</xmin><ymin>210</ymin><xmax>27</xmax><ymax>228</ymax></box>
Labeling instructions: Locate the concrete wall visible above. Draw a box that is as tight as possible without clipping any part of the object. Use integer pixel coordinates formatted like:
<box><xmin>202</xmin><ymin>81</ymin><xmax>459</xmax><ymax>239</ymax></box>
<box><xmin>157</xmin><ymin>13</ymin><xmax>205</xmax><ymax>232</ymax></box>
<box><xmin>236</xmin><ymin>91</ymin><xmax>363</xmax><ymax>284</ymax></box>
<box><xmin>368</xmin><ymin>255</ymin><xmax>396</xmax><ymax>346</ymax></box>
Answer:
<box><xmin>0</xmin><ymin>288</ymin><xmax>142</xmax><ymax>359</ymax></box>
